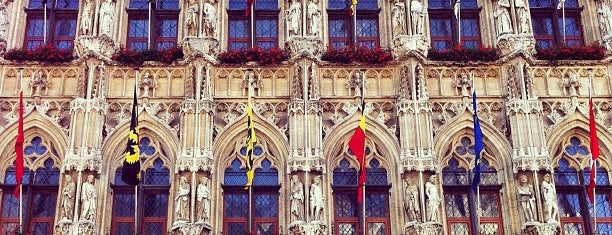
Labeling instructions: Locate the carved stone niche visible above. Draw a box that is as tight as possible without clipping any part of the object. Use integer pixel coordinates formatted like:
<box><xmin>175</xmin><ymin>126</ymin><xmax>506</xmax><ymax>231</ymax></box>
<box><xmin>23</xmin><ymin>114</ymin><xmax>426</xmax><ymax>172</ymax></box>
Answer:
<box><xmin>289</xmin><ymin>221</ymin><xmax>325</xmax><ymax>235</ymax></box>
<box><xmin>171</xmin><ymin>223</ymin><xmax>212</xmax><ymax>235</ymax></box>
<box><xmin>522</xmin><ymin>222</ymin><xmax>560</xmax><ymax>235</ymax></box>
<box><xmin>285</xmin><ymin>36</ymin><xmax>323</xmax><ymax>58</ymax></box>
<box><xmin>74</xmin><ymin>35</ymin><xmax>116</xmax><ymax>58</ymax></box>
<box><xmin>392</xmin><ymin>35</ymin><xmax>428</xmax><ymax>57</ymax></box>
<box><xmin>182</xmin><ymin>37</ymin><xmax>219</xmax><ymax>59</ymax></box>
<box><xmin>496</xmin><ymin>34</ymin><xmax>535</xmax><ymax>56</ymax></box>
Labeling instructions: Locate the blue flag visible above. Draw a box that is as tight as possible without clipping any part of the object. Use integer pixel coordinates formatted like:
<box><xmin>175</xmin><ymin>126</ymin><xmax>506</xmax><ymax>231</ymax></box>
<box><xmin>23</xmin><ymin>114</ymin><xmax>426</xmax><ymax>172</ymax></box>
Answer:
<box><xmin>471</xmin><ymin>90</ymin><xmax>484</xmax><ymax>191</ymax></box>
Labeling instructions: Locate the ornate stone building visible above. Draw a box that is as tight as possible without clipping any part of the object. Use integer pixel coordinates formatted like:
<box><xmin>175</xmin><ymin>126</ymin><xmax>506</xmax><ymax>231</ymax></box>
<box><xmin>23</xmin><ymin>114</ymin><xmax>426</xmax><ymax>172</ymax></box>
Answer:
<box><xmin>0</xmin><ymin>0</ymin><xmax>610</xmax><ymax>234</ymax></box>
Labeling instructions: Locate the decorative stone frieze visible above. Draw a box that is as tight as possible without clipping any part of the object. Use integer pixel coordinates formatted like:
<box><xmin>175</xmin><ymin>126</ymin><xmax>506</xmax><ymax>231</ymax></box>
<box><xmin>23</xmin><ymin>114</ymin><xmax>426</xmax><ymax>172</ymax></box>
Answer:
<box><xmin>182</xmin><ymin>37</ymin><xmax>219</xmax><ymax>61</ymax></box>
<box><xmin>399</xmin><ymin>151</ymin><xmax>438</xmax><ymax>171</ymax></box>
<box><xmin>287</xmin><ymin>156</ymin><xmax>326</xmax><ymax>173</ymax></box>
<box><xmin>75</xmin><ymin>35</ymin><xmax>116</xmax><ymax>58</ymax></box>
<box><xmin>286</xmin><ymin>37</ymin><xmax>323</xmax><ymax>58</ymax></box>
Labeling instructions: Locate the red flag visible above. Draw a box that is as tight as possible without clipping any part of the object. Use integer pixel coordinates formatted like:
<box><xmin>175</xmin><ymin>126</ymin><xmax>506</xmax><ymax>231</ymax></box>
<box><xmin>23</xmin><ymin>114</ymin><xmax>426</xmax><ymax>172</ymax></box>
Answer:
<box><xmin>245</xmin><ymin>0</ymin><xmax>253</xmax><ymax>16</ymax></box>
<box><xmin>348</xmin><ymin>114</ymin><xmax>366</xmax><ymax>203</ymax></box>
<box><xmin>14</xmin><ymin>90</ymin><xmax>24</xmax><ymax>198</ymax></box>
<box><xmin>587</xmin><ymin>96</ymin><xmax>599</xmax><ymax>202</ymax></box>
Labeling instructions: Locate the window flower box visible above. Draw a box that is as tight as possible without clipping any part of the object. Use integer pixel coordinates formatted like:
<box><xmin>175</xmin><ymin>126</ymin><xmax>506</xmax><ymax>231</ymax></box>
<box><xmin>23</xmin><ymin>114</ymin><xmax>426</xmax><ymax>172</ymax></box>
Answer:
<box><xmin>112</xmin><ymin>46</ymin><xmax>184</xmax><ymax>66</ymax></box>
<box><xmin>217</xmin><ymin>47</ymin><xmax>288</xmax><ymax>66</ymax></box>
<box><xmin>428</xmin><ymin>45</ymin><xmax>499</xmax><ymax>62</ymax></box>
<box><xmin>4</xmin><ymin>44</ymin><xmax>74</xmax><ymax>64</ymax></box>
<box><xmin>321</xmin><ymin>46</ymin><xmax>393</xmax><ymax>65</ymax></box>
<box><xmin>535</xmin><ymin>43</ymin><xmax>605</xmax><ymax>61</ymax></box>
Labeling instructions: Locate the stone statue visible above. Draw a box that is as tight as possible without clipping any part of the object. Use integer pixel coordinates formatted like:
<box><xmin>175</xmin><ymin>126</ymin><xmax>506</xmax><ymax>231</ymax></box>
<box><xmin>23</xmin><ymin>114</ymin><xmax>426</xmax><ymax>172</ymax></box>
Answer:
<box><xmin>598</xmin><ymin>2</ymin><xmax>611</xmax><ymax>37</ymax></box>
<box><xmin>403</xmin><ymin>177</ymin><xmax>420</xmax><ymax>222</ymax></box>
<box><xmin>310</xmin><ymin>175</ymin><xmax>323</xmax><ymax>221</ymax></box>
<box><xmin>307</xmin><ymin>0</ymin><xmax>321</xmax><ymax>36</ymax></box>
<box><xmin>287</xmin><ymin>0</ymin><xmax>301</xmax><ymax>37</ymax></box>
<box><xmin>185</xmin><ymin>0</ymin><xmax>200</xmax><ymax>37</ymax></box>
<box><xmin>61</xmin><ymin>175</ymin><xmax>76</xmax><ymax>220</ymax></box>
<box><xmin>80</xmin><ymin>175</ymin><xmax>97</xmax><ymax>221</ymax></box>
<box><xmin>494</xmin><ymin>0</ymin><xmax>512</xmax><ymax>36</ymax></box>
<box><xmin>425</xmin><ymin>175</ymin><xmax>440</xmax><ymax>222</ymax></box>
<box><xmin>541</xmin><ymin>174</ymin><xmax>558</xmax><ymax>223</ymax></box>
<box><xmin>99</xmin><ymin>0</ymin><xmax>115</xmax><ymax>37</ymax></box>
<box><xmin>81</xmin><ymin>0</ymin><xmax>93</xmax><ymax>35</ymax></box>
<box><xmin>196</xmin><ymin>177</ymin><xmax>210</xmax><ymax>222</ymax></box>
<box><xmin>517</xmin><ymin>174</ymin><xmax>536</xmax><ymax>222</ymax></box>
<box><xmin>203</xmin><ymin>0</ymin><xmax>217</xmax><ymax>37</ymax></box>
<box><xmin>0</xmin><ymin>1</ymin><xmax>8</xmax><ymax>40</ymax></box>
<box><xmin>392</xmin><ymin>0</ymin><xmax>406</xmax><ymax>36</ymax></box>
<box><xmin>290</xmin><ymin>175</ymin><xmax>305</xmax><ymax>222</ymax></box>
<box><xmin>515</xmin><ymin>0</ymin><xmax>529</xmax><ymax>34</ymax></box>
<box><xmin>175</xmin><ymin>176</ymin><xmax>190</xmax><ymax>221</ymax></box>
<box><xmin>410</xmin><ymin>0</ymin><xmax>424</xmax><ymax>35</ymax></box>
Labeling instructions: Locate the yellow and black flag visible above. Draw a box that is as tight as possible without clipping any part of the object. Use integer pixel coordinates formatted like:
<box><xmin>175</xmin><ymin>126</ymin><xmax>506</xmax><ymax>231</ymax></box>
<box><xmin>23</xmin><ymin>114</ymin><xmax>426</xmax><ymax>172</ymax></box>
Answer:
<box><xmin>245</xmin><ymin>100</ymin><xmax>257</xmax><ymax>188</ymax></box>
<box><xmin>122</xmin><ymin>89</ymin><xmax>140</xmax><ymax>186</ymax></box>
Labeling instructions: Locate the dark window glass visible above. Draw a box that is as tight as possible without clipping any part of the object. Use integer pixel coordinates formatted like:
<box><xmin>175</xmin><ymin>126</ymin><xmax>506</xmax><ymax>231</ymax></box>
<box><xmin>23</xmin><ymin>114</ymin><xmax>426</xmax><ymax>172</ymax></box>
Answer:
<box><xmin>428</xmin><ymin>0</ymin><xmax>481</xmax><ymax>50</ymax></box>
<box><xmin>530</xmin><ymin>0</ymin><xmax>582</xmax><ymax>48</ymax></box>
<box><xmin>25</xmin><ymin>0</ymin><xmax>77</xmax><ymax>49</ymax></box>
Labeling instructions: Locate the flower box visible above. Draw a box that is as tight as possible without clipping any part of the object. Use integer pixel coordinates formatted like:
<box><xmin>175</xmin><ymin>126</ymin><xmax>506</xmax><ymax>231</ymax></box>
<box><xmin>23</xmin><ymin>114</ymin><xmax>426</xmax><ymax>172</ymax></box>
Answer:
<box><xmin>112</xmin><ymin>46</ymin><xmax>184</xmax><ymax>66</ymax></box>
<box><xmin>321</xmin><ymin>46</ymin><xmax>393</xmax><ymax>65</ymax></box>
<box><xmin>4</xmin><ymin>44</ymin><xmax>74</xmax><ymax>64</ymax></box>
<box><xmin>217</xmin><ymin>47</ymin><xmax>288</xmax><ymax>66</ymax></box>
<box><xmin>428</xmin><ymin>45</ymin><xmax>499</xmax><ymax>62</ymax></box>
<box><xmin>535</xmin><ymin>43</ymin><xmax>605</xmax><ymax>61</ymax></box>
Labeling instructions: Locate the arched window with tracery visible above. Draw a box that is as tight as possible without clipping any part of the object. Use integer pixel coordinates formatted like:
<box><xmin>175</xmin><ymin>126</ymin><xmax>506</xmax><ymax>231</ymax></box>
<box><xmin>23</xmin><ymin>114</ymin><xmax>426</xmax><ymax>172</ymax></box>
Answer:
<box><xmin>554</xmin><ymin>136</ymin><xmax>612</xmax><ymax>235</ymax></box>
<box><xmin>442</xmin><ymin>136</ymin><xmax>503</xmax><ymax>235</ymax></box>
<box><xmin>332</xmin><ymin>146</ymin><xmax>391</xmax><ymax>235</ymax></box>
<box><xmin>0</xmin><ymin>136</ymin><xmax>60</xmax><ymax>234</ymax></box>
<box><xmin>111</xmin><ymin>137</ymin><xmax>171</xmax><ymax>234</ymax></box>
<box><xmin>223</xmin><ymin>143</ymin><xmax>279</xmax><ymax>235</ymax></box>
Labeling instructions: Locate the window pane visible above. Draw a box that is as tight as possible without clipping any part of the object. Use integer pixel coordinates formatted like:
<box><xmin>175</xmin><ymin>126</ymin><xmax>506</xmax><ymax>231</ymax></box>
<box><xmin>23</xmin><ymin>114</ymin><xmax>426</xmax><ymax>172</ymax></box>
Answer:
<box><xmin>26</xmin><ymin>19</ymin><xmax>45</xmax><ymax>37</ymax></box>
<box><xmin>157</xmin><ymin>0</ymin><xmax>179</xmax><ymax>9</ymax></box>
<box><xmin>481</xmin><ymin>223</ymin><xmax>501</xmax><ymax>235</ymax></box>
<box><xmin>55</xmin><ymin>0</ymin><xmax>79</xmax><ymax>9</ymax></box>
<box><xmin>130</xmin><ymin>0</ymin><xmax>149</xmax><ymax>9</ymax></box>
<box><xmin>229</xmin><ymin>0</ymin><xmax>247</xmax><ymax>9</ymax></box>
<box><xmin>530</xmin><ymin>0</ymin><xmax>552</xmax><ymax>8</ymax></box>
<box><xmin>357</xmin><ymin>0</ymin><xmax>377</xmax><ymax>9</ymax></box>
<box><xmin>332</xmin><ymin>41</ymin><xmax>348</xmax><ymax>48</ymax></box>
<box><xmin>428</xmin><ymin>0</ymin><xmax>450</xmax><ymax>8</ymax></box>
<box><xmin>254</xmin><ymin>194</ymin><xmax>277</xmax><ymax>217</ymax></box>
<box><xmin>129</xmin><ymin>19</ymin><xmax>148</xmax><ymax>37</ymax></box>
<box><xmin>338</xmin><ymin>223</ymin><xmax>357</xmax><ymax>235</ymax></box>
<box><xmin>225</xmin><ymin>193</ymin><xmax>248</xmax><ymax>217</ymax></box>
<box><xmin>230</xmin><ymin>19</ymin><xmax>249</xmax><ymax>37</ymax></box>
<box><xmin>113</xmin><ymin>194</ymin><xmax>135</xmax><ymax>217</ymax></box>
<box><xmin>434</xmin><ymin>41</ymin><xmax>451</xmax><ymax>50</ymax></box>
<box><xmin>157</xmin><ymin>19</ymin><xmax>177</xmax><ymax>37</ymax></box>
<box><xmin>257</xmin><ymin>42</ymin><xmax>275</xmax><ymax>49</ymax></box>
<box><xmin>536</xmin><ymin>40</ymin><xmax>554</xmax><ymax>49</ymax></box>
<box><xmin>562</xmin><ymin>223</ymin><xmax>584</xmax><ymax>235</ymax></box>
<box><xmin>358</xmin><ymin>41</ymin><xmax>375</xmax><ymax>49</ymax></box>
<box><xmin>328</xmin><ymin>0</ymin><xmax>348</xmax><ymax>9</ymax></box>
<box><xmin>335</xmin><ymin>194</ymin><xmax>358</xmax><ymax>217</ymax></box>
<box><xmin>55</xmin><ymin>41</ymin><xmax>73</xmax><ymax>49</ymax></box>
<box><xmin>1</xmin><ymin>194</ymin><xmax>19</xmax><ymax>217</ymax></box>
<box><xmin>255</xmin><ymin>222</ymin><xmax>275</xmax><ymax>235</ymax></box>
<box><xmin>143</xmin><ymin>194</ymin><xmax>168</xmax><ymax>217</ymax></box>
<box><xmin>461</xmin><ymin>18</ymin><xmax>479</xmax><ymax>37</ymax></box>
<box><xmin>589</xmin><ymin>193</ymin><xmax>612</xmax><ymax>218</ymax></box>
<box><xmin>367</xmin><ymin>223</ymin><xmax>386</xmax><ymax>235</ymax></box>
<box><xmin>356</xmin><ymin>19</ymin><xmax>377</xmax><ymax>37</ymax></box>
<box><xmin>481</xmin><ymin>193</ymin><xmax>500</xmax><ymax>217</ymax></box>
<box><xmin>558</xmin><ymin>193</ymin><xmax>581</xmax><ymax>217</ymax></box>
<box><xmin>114</xmin><ymin>223</ymin><xmax>134</xmax><ymax>234</ymax></box>
<box><xmin>445</xmin><ymin>193</ymin><xmax>470</xmax><ymax>217</ymax></box>
<box><xmin>143</xmin><ymin>222</ymin><xmax>164</xmax><ymax>234</ymax></box>
<box><xmin>330</xmin><ymin>19</ymin><xmax>349</xmax><ymax>37</ymax></box>
<box><xmin>232</xmin><ymin>42</ymin><xmax>249</xmax><ymax>50</ymax></box>
<box><xmin>228</xmin><ymin>223</ymin><xmax>247</xmax><ymax>234</ymax></box>
<box><xmin>28</xmin><ymin>0</ymin><xmax>45</xmax><ymax>8</ymax></box>
<box><xmin>532</xmin><ymin>17</ymin><xmax>553</xmax><ymax>36</ymax></box>
<box><xmin>365</xmin><ymin>193</ymin><xmax>388</xmax><ymax>217</ymax></box>
<box><xmin>256</xmin><ymin>20</ymin><xmax>277</xmax><ymax>37</ymax></box>
<box><xmin>461</xmin><ymin>0</ymin><xmax>478</xmax><ymax>8</ymax></box>
<box><xmin>32</xmin><ymin>223</ymin><xmax>52</xmax><ymax>234</ymax></box>
<box><xmin>430</xmin><ymin>19</ymin><xmax>451</xmax><ymax>37</ymax></box>
<box><xmin>256</xmin><ymin>0</ymin><xmax>277</xmax><ymax>9</ymax></box>
<box><xmin>32</xmin><ymin>194</ymin><xmax>57</xmax><ymax>217</ymax></box>
<box><xmin>54</xmin><ymin>19</ymin><xmax>76</xmax><ymax>37</ymax></box>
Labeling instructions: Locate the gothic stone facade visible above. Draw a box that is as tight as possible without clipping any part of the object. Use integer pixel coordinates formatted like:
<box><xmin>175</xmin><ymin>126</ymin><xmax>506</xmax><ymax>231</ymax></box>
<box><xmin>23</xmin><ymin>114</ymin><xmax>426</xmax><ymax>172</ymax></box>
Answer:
<box><xmin>0</xmin><ymin>0</ymin><xmax>611</xmax><ymax>235</ymax></box>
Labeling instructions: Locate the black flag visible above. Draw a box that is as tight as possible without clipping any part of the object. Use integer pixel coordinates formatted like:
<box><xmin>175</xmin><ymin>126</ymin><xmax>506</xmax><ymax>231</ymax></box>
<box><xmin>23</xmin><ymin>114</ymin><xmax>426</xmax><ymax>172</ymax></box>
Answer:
<box><xmin>121</xmin><ymin>89</ymin><xmax>140</xmax><ymax>186</ymax></box>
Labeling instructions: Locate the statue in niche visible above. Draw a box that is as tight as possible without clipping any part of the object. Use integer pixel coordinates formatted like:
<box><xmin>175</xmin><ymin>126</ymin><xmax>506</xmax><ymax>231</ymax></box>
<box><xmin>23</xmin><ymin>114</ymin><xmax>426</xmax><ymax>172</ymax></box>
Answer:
<box><xmin>291</xmin><ymin>64</ymin><xmax>303</xmax><ymax>99</ymax></box>
<box><xmin>517</xmin><ymin>174</ymin><xmax>536</xmax><ymax>222</ymax></box>
<box><xmin>0</xmin><ymin>1</ymin><xmax>9</xmax><ymax>41</ymax></box>
<box><xmin>425</xmin><ymin>175</ymin><xmax>440</xmax><ymax>222</ymax></box>
<box><xmin>494</xmin><ymin>0</ymin><xmax>512</xmax><ymax>36</ymax></box>
<box><xmin>541</xmin><ymin>174</ymin><xmax>558</xmax><ymax>223</ymax></box>
<box><xmin>175</xmin><ymin>176</ymin><xmax>190</xmax><ymax>221</ymax></box>
<box><xmin>307</xmin><ymin>0</ymin><xmax>321</xmax><ymax>36</ymax></box>
<box><xmin>290</xmin><ymin>175</ymin><xmax>305</xmax><ymax>222</ymax></box>
<box><xmin>598</xmin><ymin>2</ymin><xmax>611</xmax><ymax>37</ymax></box>
<box><xmin>81</xmin><ymin>0</ymin><xmax>93</xmax><ymax>35</ymax></box>
<box><xmin>203</xmin><ymin>0</ymin><xmax>217</xmax><ymax>37</ymax></box>
<box><xmin>80</xmin><ymin>175</ymin><xmax>97</xmax><ymax>221</ymax></box>
<box><xmin>196</xmin><ymin>177</ymin><xmax>210</xmax><ymax>222</ymax></box>
<box><xmin>391</xmin><ymin>0</ymin><xmax>406</xmax><ymax>36</ymax></box>
<box><xmin>410</xmin><ymin>0</ymin><xmax>424</xmax><ymax>35</ymax></box>
<box><xmin>310</xmin><ymin>175</ymin><xmax>324</xmax><ymax>221</ymax></box>
<box><xmin>403</xmin><ymin>176</ymin><xmax>420</xmax><ymax>222</ymax></box>
<box><xmin>287</xmin><ymin>0</ymin><xmax>301</xmax><ymax>37</ymax></box>
<box><xmin>99</xmin><ymin>0</ymin><xmax>115</xmax><ymax>37</ymax></box>
<box><xmin>515</xmin><ymin>0</ymin><xmax>529</xmax><ymax>34</ymax></box>
<box><xmin>61</xmin><ymin>175</ymin><xmax>76</xmax><ymax>220</ymax></box>
<box><xmin>185</xmin><ymin>0</ymin><xmax>200</xmax><ymax>37</ymax></box>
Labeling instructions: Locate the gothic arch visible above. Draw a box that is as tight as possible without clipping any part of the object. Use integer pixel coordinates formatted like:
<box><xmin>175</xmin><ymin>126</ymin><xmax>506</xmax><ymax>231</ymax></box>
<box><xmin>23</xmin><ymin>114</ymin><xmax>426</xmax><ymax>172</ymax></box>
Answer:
<box><xmin>102</xmin><ymin>110</ymin><xmax>179</xmax><ymax>171</ymax></box>
<box><xmin>433</xmin><ymin>112</ymin><xmax>512</xmax><ymax>172</ymax></box>
<box><xmin>322</xmin><ymin>112</ymin><xmax>400</xmax><ymax>172</ymax></box>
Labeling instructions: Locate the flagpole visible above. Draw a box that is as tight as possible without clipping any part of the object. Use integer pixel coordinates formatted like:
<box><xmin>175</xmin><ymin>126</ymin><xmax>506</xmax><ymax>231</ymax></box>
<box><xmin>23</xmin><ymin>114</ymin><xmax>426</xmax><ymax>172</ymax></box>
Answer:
<box><xmin>588</xmin><ymin>69</ymin><xmax>597</xmax><ymax>233</ymax></box>
<box><xmin>471</xmin><ymin>70</ymin><xmax>482</xmax><ymax>234</ymax></box>
<box><xmin>361</xmin><ymin>69</ymin><xmax>366</xmax><ymax>235</ymax></box>
<box><xmin>43</xmin><ymin>1</ymin><xmax>47</xmax><ymax>44</ymax></box>
<box><xmin>148</xmin><ymin>0</ymin><xmax>152</xmax><ymax>50</ymax></box>
<box><xmin>455</xmin><ymin>0</ymin><xmax>460</xmax><ymax>45</ymax></box>
<box><xmin>353</xmin><ymin>5</ymin><xmax>357</xmax><ymax>49</ymax></box>
<box><xmin>250</xmin><ymin>4</ymin><xmax>255</xmax><ymax>48</ymax></box>
<box><xmin>134</xmin><ymin>67</ymin><xmax>140</xmax><ymax>234</ymax></box>
<box><xmin>18</xmin><ymin>67</ymin><xmax>24</xmax><ymax>234</ymax></box>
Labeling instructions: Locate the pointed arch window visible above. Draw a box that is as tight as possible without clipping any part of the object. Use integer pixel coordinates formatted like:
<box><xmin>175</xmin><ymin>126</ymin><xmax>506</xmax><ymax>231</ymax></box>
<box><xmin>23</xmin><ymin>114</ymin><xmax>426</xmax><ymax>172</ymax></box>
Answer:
<box><xmin>443</xmin><ymin>136</ymin><xmax>503</xmax><ymax>235</ymax></box>
<box><xmin>24</xmin><ymin>0</ymin><xmax>79</xmax><ymax>49</ymax></box>
<box><xmin>111</xmin><ymin>137</ymin><xmax>170</xmax><ymax>235</ymax></box>
<box><xmin>555</xmin><ymin>136</ymin><xmax>612</xmax><ymax>235</ymax></box>
<box><xmin>332</xmin><ymin>158</ymin><xmax>390</xmax><ymax>235</ymax></box>
<box><xmin>223</xmin><ymin>155</ymin><xmax>279</xmax><ymax>235</ymax></box>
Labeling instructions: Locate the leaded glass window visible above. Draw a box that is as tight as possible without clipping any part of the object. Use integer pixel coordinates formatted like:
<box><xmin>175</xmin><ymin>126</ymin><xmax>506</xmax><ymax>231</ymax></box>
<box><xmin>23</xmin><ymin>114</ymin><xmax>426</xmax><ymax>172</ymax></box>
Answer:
<box><xmin>24</xmin><ymin>0</ymin><xmax>78</xmax><ymax>49</ymax></box>
<box><xmin>332</xmin><ymin>157</ymin><xmax>390</xmax><ymax>235</ymax></box>
<box><xmin>227</xmin><ymin>0</ymin><xmax>279</xmax><ymax>50</ymax></box>
<box><xmin>555</xmin><ymin>136</ymin><xmax>612</xmax><ymax>235</ymax></box>
<box><xmin>530</xmin><ymin>0</ymin><xmax>582</xmax><ymax>48</ymax></box>
<box><xmin>428</xmin><ymin>0</ymin><xmax>481</xmax><ymax>50</ymax></box>
<box><xmin>127</xmin><ymin>0</ymin><xmax>179</xmax><ymax>50</ymax></box>
<box><xmin>223</xmin><ymin>156</ymin><xmax>279</xmax><ymax>234</ymax></box>
<box><xmin>327</xmin><ymin>0</ymin><xmax>379</xmax><ymax>49</ymax></box>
